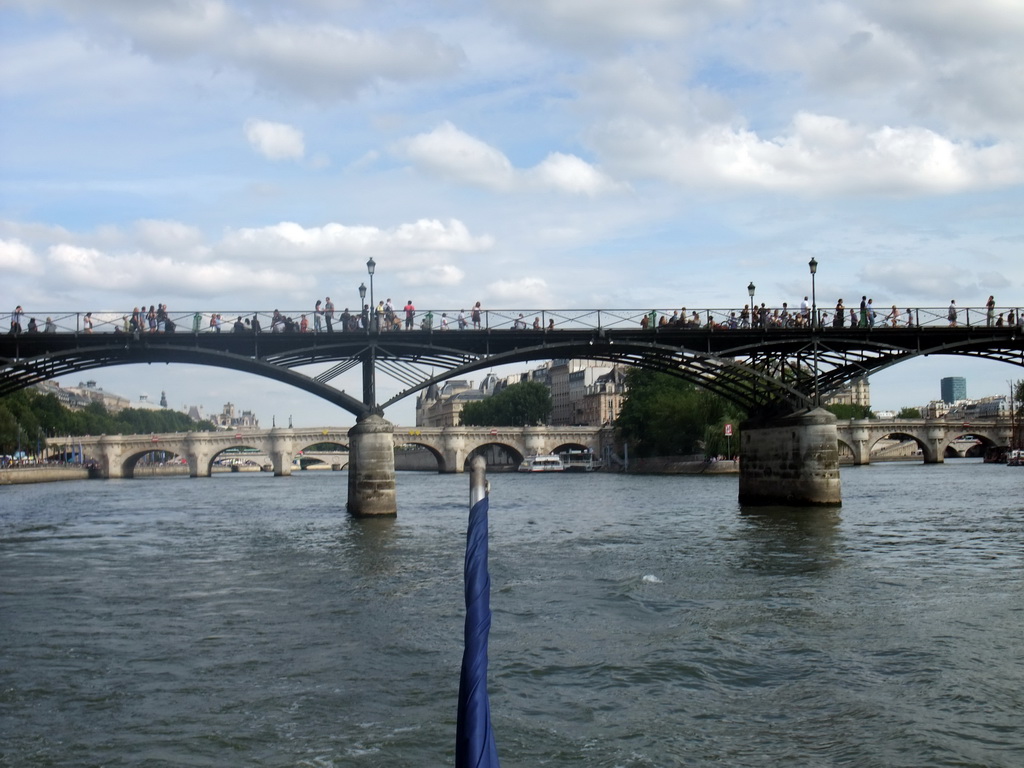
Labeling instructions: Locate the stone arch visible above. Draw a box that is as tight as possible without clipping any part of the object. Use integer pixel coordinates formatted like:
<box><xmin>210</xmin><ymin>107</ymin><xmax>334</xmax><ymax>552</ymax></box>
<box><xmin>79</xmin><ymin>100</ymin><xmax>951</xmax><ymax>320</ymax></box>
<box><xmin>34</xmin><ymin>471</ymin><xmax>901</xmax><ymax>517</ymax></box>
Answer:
<box><xmin>868</xmin><ymin>431</ymin><xmax>928</xmax><ymax>462</ymax></box>
<box><xmin>551</xmin><ymin>441</ymin><xmax>592</xmax><ymax>454</ymax></box>
<box><xmin>465</xmin><ymin>441</ymin><xmax>523</xmax><ymax>472</ymax></box>
<box><xmin>119</xmin><ymin>445</ymin><xmax>188</xmax><ymax>478</ymax></box>
<box><xmin>295</xmin><ymin>439</ymin><xmax>350</xmax><ymax>470</ymax></box>
<box><xmin>836</xmin><ymin>436</ymin><xmax>855</xmax><ymax>461</ymax></box>
<box><xmin>209</xmin><ymin>442</ymin><xmax>266</xmax><ymax>474</ymax></box>
<box><xmin>393</xmin><ymin>440</ymin><xmax>445</xmax><ymax>472</ymax></box>
<box><xmin>941</xmin><ymin>431</ymin><xmax>996</xmax><ymax>459</ymax></box>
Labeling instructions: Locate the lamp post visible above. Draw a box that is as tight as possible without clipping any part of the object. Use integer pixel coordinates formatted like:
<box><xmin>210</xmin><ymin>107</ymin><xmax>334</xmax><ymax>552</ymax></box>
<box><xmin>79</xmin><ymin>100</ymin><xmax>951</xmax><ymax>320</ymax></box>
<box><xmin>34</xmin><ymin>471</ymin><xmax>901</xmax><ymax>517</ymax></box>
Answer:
<box><xmin>808</xmin><ymin>257</ymin><xmax>820</xmax><ymax>407</ymax></box>
<box><xmin>747</xmin><ymin>281</ymin><xmax>756</xmax><ymax>327</ymax></box>
<box><xmin>366</xmin><ymin>256</ymin><xmax>376</xmax><ymax>332</ymax></box>
<box><xmin>358</xmin><ymin>282</ymin><xmax>367</xmax><ymax>330</ymax></box>
<box><xmin>362</xmin><ymin>258</ymin><xmax>377</xmax><ymax>411</ymax></box>
<box><xmin>808</xmin><ymin>257</ymin><xmax>818</xmax><ymax>329</ymax></box>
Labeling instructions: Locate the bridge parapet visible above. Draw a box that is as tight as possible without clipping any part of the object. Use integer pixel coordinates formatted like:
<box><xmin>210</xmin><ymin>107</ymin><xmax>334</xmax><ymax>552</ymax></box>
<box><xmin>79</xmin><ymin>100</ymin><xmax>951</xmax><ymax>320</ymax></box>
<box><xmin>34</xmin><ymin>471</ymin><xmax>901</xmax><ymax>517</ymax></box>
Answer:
<box><xmin>8</xmin><ymin>305</ymin><xmax>1024</xmax><ymax>335</ymax></box>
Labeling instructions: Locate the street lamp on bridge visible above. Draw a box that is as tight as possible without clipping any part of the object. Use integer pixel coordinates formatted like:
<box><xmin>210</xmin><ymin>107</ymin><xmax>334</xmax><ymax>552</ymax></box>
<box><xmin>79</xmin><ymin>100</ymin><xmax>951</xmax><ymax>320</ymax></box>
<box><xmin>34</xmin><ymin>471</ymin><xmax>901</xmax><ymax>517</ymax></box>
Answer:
<box><xmin>362</xmin><ymin>257</ymin><xmax>377</xmax><ymax>411</ymax></box>
<box><xmin>367</xmin><ymin>256</ymin><xmax>376</xmax><ymax>332</ymax></box>
<box><xmin>808</xmin><ymin>257</ymin><xmax>818</xmax><ymax>329</ymax></box>
<box><xmin>747</xmin><ymin>281</ymin><xmax>755</xmax><ymax>306</ymax></box>
<box><xmin>808</xmin><ymin>257</ymin><xmax>820</xmax><ymax>408</ymax></box>
<box><xmin>358</xmin><ymin>282</ymin><xmax>367</xmax><ymax>329</ymax></box>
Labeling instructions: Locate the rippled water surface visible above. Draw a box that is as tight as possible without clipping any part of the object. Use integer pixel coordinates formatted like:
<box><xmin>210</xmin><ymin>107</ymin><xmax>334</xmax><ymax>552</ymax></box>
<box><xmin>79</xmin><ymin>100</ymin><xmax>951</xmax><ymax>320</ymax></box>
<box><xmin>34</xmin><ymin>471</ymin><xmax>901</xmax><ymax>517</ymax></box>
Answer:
<box><xmin>2</xmin><ymin>461</ymin><xmax>1023</xmax><ymax>767</ymax></box>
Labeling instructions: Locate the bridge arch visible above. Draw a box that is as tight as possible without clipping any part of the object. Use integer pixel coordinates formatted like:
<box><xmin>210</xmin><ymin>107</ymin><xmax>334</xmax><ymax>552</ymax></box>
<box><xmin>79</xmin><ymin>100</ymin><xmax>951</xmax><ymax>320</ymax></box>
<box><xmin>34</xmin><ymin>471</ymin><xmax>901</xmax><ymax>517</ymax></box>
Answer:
<box><xmin>119</xmin><ymin>445</ymin><xmax>188</xmax><ymax>478</ymax></box>
<box><xmin>551</xmin><ymin>441</ymin><xmax>592</xmax><ymax>454</ymax></box>
<box><xmin>939</xmin><ymin>429</ymin><xmax>1000</xmax><ymax>459</ymax></box>
<box><xmin>464</xmin><ymin>441</ymin><xmax>524</xmax><ymax>472</ymax></box>
<box><xmin>869</xmin><ymin>431</ymin><xmax>930</xmax><ymax>463</ymax></box>
<box><xmin>294</xmin><ymin>439</ymin><xmax>350</xmax><ymax>470</ymax></box>
<box><xmin>393</xmin><ymin>440</ymin><xmax>447</xmax><ymax>472</ymax></box>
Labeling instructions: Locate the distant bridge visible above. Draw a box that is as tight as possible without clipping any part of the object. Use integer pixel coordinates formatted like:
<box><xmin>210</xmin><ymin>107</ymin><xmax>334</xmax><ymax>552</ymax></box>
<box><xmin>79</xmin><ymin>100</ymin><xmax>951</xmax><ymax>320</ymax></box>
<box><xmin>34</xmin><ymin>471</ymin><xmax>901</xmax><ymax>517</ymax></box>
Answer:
<box><xmin>835</xmin><ymin>418</ymin><xmax>1010</xmax><ymax>464</ymax></box>
<box><xmin>52</xmin><ymin>418</ymin><xmax>1011</xmax><ymax>480</ymax></box>
<box><xmin>55</xmin><ymin>425</ymin><xmax>610</xmax><ymax>479</ymax></box>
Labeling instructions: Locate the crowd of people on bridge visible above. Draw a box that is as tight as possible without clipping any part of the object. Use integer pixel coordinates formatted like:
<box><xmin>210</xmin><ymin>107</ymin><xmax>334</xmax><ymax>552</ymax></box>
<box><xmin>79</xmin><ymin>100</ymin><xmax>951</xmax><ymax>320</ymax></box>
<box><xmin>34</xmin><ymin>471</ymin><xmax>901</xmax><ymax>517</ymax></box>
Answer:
<box><xmin>8</xmin><ymin>294</ymin><xmax>1022</xmax><ymax>336</ymax></box>
<box><xmin>644</xmin><ymin>295</ymin><xmax>1020</xmax><ymax>331</ymax></box>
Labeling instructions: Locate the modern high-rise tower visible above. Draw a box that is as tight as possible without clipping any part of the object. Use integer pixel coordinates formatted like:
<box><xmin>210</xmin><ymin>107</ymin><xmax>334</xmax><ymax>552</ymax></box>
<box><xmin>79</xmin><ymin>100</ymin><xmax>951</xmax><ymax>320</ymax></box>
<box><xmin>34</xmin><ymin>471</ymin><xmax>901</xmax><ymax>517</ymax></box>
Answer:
<box><xmin>940</xmin><ymin>376</ymin><xmax>967</xmax><ymax>404</ymax></box>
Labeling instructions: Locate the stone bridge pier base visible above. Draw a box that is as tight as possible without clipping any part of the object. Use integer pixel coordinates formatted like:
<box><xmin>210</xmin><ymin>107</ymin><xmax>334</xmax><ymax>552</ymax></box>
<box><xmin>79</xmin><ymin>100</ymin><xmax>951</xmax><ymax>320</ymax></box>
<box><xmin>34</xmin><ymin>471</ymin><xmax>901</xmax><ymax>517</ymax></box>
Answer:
<box><xmin>923</xmin><ymin>427</ymin><xmax>946</xmax><ymax>464</ymax></box>
<box><xmin>347</xmin><ymin>414</ymin><xmax>397</xmax><ymax>516</ymax></box>
<box><xmin>185</xmin><ymin>433</ymin><xmax>214</xmax><ymax>477</ymax></box>
<box><xmin>739</xmin><ymin>408</ymin><xmax>842</xmax><ymax>507</ymax></box>
<box><xmin>268</xmin><ymin>429</ymin><xmax>294</xmax><ymax>476</ymax></box>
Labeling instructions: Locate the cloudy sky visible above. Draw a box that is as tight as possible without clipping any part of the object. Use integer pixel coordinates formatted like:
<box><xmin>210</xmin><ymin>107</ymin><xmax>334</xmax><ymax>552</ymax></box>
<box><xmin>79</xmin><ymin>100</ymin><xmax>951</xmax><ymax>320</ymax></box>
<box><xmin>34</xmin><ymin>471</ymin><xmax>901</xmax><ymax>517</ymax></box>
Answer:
<box><xmin>2</xmin><ymin>0</ymin><xmax>1022</xmax><ymax>427</ymax></box>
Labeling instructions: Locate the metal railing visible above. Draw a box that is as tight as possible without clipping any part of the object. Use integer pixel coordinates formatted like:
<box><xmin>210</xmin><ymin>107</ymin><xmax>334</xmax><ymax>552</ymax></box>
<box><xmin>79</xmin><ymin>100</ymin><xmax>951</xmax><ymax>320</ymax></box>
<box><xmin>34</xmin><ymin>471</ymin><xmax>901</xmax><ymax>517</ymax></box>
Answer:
<box><xmin>4</xmin><ymin>306</ymin><xmax>1023</xmax><ymax>336</ymax></box>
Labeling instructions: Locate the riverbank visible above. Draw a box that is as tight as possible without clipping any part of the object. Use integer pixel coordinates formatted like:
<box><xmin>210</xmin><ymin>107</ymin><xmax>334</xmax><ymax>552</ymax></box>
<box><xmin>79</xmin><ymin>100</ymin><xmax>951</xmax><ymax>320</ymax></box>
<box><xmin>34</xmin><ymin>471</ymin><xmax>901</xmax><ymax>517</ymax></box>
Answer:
<box><xmin>626</xmin><ymin>457</ymin><xmax>739</xmax><ymax>474</ymax></box>
<box><xmin>0</xmin><ymin>466</ymin><xmax>90</xmax><ymax>485</ymax></box>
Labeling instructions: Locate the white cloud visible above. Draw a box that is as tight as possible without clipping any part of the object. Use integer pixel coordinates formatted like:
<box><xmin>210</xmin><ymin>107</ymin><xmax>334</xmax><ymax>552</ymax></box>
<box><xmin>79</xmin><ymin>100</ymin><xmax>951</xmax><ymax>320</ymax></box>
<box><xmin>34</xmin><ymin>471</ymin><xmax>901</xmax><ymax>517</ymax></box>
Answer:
<box><xmin>401</xmin><ymin>264</ymin><xmax>465</xmax><ymax>288</ymax></box>
<box><xmin>21</xmin><ymin>0</ymin><xmax>465</xmax><ymax>101</ymax></box>
<box><xmin>400</xmin><ymin>122</ymin><xmax>516</xmax><ymax>191</ymax></box>
<box><xmin>489</xmin><ymin>277</ymin><xmax>551</xmax><ymax>304</ymax></box>
<box><xmin>528</xmin><ymin>152</ymin><xmax>622</xmax><ymax>196</ymax></box>
<box><xmin>133</xmin><ymin>219</ymin><xmax>207</xmax><ymax>256</ymax></box>
<box><xmin>45</xmin><ymin>242</ymin><xmax>308</xmax><ymax>299</ymax></box>
<box><xmin>219</xmin><ymin>218</ymin><xmax>493</xmax><ymax>262</ymax></box>
<box><xmin>399</xmin><ymin>122</ymin><xmax>622</xmax><ymax>196</ymax></box>
<box><xmin>0</xmin><ymin>238</ymin><xmax>42</xmax><ymax>274</ymax></box>
<box><xmin>244</xmin><ymin>119</ymin><xmax>305</xmax><ymax>161</ymax></box>
<box><xmin>493</xmin><ymin>0</ymin><xmax>745</xmax><ymax>50</ymax></box>
<box><xmin>591</xmin><ymin>112</ymin><xmax>1023</xmax><ymax>195</ymax></box>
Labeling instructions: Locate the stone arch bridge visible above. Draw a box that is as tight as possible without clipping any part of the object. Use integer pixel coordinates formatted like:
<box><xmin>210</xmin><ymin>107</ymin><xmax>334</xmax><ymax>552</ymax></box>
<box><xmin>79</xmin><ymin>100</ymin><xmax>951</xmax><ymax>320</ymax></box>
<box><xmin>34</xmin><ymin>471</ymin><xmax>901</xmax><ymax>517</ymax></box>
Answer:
<box><xmin>58</xmin><ymin>425</ymin><xmax>610</xmax><ymax>479</ymax></box>
<box><xmin>835</xmin><ymin>418</ymin><xmax>1010</xmax><ymax>465</ymax></box>
<box><xmin>56</xmin><ymin>419</ymin><xmax>1009</xmax><ymax>480</ymax></box>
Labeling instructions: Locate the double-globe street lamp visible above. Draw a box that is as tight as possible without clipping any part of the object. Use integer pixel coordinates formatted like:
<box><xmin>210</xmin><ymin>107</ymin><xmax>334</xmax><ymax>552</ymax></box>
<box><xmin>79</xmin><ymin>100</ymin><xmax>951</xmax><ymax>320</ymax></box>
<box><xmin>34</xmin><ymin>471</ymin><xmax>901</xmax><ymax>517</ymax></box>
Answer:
<box><xmin>360</xmin><ymin>256</ymin><xmax>378</xmax><ymax>409</ymax></box>
<box><xmin>808</xmin><ymin>257</ymin><xmax>818</xmax><ymax>329</ymax></box>
<box><xmin>358</xmin><ymin>282</ymin><xmax>367</xmax><ymax>329</ymax></box>
<box><xmin>809</xmin><ymin>257</ymin><xmax>820</xmax><ymax>407</ymax></box>
<box><xmin>366</xmin><ymin>256</ymin><xmax>376</xmax><ymax>331</ymax></box>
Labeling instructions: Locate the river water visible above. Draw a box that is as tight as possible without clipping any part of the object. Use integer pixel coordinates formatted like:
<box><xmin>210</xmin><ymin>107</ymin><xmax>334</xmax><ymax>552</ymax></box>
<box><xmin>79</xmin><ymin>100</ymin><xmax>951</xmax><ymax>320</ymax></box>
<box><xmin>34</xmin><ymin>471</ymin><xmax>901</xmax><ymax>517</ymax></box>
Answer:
<box><xmin>1</xmin><ymin>461</ymin><xmax>1022</xmax><ymax>767</ymax></box>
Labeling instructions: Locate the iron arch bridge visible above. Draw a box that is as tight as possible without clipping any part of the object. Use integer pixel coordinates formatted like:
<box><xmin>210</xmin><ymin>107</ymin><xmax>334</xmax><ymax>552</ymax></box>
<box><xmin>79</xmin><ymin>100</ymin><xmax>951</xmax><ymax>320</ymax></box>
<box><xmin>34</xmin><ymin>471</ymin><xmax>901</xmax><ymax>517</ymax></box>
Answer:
<box><xmin>2</xmin><ymin>307</ymin><xmax>1023</xmax><ymax>417</ymax></box>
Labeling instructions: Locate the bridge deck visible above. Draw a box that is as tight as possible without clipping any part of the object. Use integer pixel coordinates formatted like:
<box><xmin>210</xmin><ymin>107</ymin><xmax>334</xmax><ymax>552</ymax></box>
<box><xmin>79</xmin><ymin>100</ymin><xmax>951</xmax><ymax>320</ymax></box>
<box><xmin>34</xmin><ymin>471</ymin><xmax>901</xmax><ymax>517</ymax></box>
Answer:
<box><xmin>3</xmin><ymin>316</ymin><xmax>1023</xmax><ymax>416</ymax></box>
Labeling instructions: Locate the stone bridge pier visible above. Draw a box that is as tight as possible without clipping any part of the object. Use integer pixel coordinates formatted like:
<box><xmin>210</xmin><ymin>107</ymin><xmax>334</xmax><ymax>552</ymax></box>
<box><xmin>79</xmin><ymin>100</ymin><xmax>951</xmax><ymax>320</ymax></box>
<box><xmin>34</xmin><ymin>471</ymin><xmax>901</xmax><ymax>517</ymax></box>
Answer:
<box><xmin>739</xmin><ymin>408</ymin><xmax>842</xmax><ymax>507</ymax></box>
<box><xmin>347</xmin><ymin>414</ymin><xmax>397</xmax><ymax>517</ymax></box>
<box><xmin>185</xmin><ymin>432</ymin><xmax>217</xmax><ymax>477</ymax></box>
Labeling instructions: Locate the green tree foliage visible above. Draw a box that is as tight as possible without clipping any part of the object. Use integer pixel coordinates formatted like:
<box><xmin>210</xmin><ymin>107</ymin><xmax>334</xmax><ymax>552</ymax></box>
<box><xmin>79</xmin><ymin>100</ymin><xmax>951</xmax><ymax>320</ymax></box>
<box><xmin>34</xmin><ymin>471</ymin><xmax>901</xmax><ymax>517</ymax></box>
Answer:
<box><xmin>460</xmin><ymin>381</ymin><xmax>552</xmax><ymax>426</ymax></box>
<box><xmin>824</xmin><ymin>403</ymin><xmax>873</xmax><ymax>420</ymax></box>
<box><xmin>897</xmin><ymin>406</ymin><xmax>922</xmax><ymax>419</ymax></box>
<box><xmin>0</xmin><ymin>388</ymin><xmax>215</xmax><ymax>453</ymax></box>
<box><xmin>615</xmin><ymin>369</ymin><xmax>746</xmax><ymax>458</ymax></box>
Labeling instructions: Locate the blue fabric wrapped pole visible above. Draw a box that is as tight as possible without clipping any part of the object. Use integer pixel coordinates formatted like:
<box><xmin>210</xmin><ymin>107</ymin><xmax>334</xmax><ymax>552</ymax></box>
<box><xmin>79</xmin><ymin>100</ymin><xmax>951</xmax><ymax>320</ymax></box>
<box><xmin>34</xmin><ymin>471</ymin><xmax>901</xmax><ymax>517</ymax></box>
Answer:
<box><xmin>456</xmin><ymin>456</ymin><xmax>500</xmax><ymax>768</ymax></box>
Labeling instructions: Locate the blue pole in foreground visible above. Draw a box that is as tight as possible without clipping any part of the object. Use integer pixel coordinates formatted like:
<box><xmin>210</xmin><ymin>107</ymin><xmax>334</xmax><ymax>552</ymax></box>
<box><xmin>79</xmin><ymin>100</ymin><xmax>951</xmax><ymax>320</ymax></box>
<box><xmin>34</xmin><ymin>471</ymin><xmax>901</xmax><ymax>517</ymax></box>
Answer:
<box><xmin>456</xmin><ymin>456</ymin><xmax>500</xmax><ymax>768</ymax></box>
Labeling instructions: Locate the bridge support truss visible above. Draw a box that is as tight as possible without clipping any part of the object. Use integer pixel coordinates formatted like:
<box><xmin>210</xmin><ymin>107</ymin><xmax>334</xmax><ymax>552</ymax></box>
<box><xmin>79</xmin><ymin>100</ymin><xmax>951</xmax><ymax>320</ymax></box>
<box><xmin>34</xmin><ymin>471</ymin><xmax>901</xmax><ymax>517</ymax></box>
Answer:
<box><xmin>739</xmin><ymin>408</ymin><xmax>842</xmax><ymax>507</ymax></box>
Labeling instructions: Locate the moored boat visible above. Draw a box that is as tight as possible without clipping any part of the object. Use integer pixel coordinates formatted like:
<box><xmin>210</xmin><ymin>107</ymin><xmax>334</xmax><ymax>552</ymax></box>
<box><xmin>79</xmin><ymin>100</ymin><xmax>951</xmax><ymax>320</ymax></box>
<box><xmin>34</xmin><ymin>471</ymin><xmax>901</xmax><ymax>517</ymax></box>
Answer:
<box><xmin>517</xmin><ymin>454</ymin><xmax>565</xmax><ymax>473</ymax></box>
<box><xmin>558</xmin><ymin>450</ymin><xmax>602</xmax><ymax>472</ymax></box>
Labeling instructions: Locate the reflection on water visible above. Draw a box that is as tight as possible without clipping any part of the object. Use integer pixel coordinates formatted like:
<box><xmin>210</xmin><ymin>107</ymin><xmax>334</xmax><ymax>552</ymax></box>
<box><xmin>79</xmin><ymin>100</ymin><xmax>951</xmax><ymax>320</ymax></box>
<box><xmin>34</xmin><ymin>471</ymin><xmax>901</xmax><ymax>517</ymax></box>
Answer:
<box><xmin>737</xmin><ymin>506</ymin><xmax>842</xmax><ymax>575</ymax></box>
<box><xmin>1</xmin><ymin>461</ymin><xmax>1022</xmax><ymax>767</ymax></box>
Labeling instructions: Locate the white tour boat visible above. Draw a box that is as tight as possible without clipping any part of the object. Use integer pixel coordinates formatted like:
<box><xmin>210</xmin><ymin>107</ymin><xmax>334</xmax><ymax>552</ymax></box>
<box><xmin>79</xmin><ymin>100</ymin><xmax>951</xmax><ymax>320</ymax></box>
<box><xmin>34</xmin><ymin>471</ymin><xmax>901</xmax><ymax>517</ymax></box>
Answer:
<box><xmin>517</xmin><ymin>454</ymin><xmax>566</xmax><ymax>473</ymax></box>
